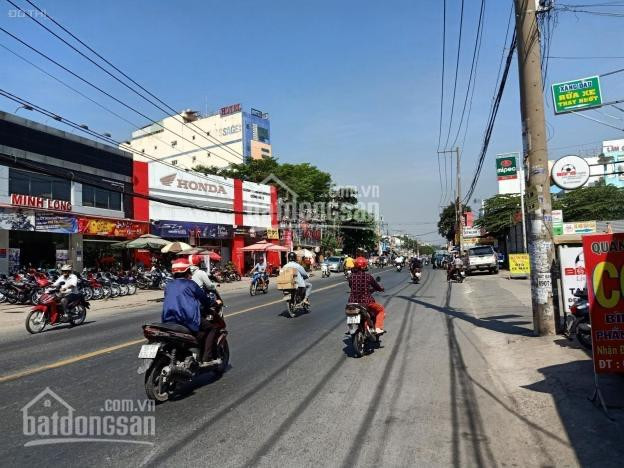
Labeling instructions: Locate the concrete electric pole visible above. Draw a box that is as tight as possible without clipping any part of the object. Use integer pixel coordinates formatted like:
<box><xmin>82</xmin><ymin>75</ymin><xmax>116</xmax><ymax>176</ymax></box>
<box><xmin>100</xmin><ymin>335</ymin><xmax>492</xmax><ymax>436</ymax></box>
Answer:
<box><xmin>438</xmin><ymin>147</ymin><xmax>462</xmax><ymax>252</ymax></box>
<box><xmin>513</xmin><ymin>0</ymin><xmax>556</xmax><ymax>335</ymax></box>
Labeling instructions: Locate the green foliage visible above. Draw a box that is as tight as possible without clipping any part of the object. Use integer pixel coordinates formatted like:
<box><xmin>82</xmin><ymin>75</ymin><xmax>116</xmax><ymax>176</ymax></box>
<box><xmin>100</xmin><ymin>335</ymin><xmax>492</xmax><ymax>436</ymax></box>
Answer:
<box><xmin>195</xmin><ymin>158</ymin><xmax>333</xmax><ymax>204</ymax></box>
<box><xmin>553</xmin><ymin>185</ymin><xmax>624</xmax><ymax>221</ymax></box>
<box><xmin>396</xmin><ymin>235</ymin><xmax>418</xmax><ymax>252</ymax></box>
<box><xmin>339</xmin><ymin>209</ymin><xmax>378</xmax><ymax>255</ymax></box>
<box><xmin>476</xmin><ymin>194</ymin><xmax>521</xmax><ymax>238</ymax></box>
<box><xmin>438</xmin><ymin>204</ymin><xmax>456</xmax><ymax>241</ymax></box>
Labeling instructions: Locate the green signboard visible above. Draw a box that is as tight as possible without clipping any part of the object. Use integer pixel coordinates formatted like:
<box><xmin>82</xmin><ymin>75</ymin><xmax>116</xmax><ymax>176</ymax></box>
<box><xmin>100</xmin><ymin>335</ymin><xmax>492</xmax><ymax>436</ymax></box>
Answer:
<box><xmin>552</xmin><ymin>76</ymin><xmax>602</xmax><ymax>114</ymax></box>
<box><xmin>496</xmin><ymin>153</ymin><xmax>518</xmax><ymax>181</ymax></box>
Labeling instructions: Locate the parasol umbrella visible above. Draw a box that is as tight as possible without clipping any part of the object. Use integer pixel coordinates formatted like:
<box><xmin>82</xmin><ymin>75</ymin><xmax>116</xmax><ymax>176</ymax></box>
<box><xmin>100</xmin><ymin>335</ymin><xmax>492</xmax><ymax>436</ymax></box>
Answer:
<box><xmin>161</xmin><ymin>241</ymin><xmax>192</xmax><ymax>253</ymax></box>
<box><xmin>267</xmin><ymin>244</ymin><xmax>289</xmax><ymax>252</ymax></box>
<box><xmin>240</xmin><ymin>240</ymin><xmax>271</xmax><ymax>252</ymax></box>
<box><xmin>125</xmin><ymin>234</ymin><xmax>172</xmax><ymax>250</ymax></box>
<box><xmin>178</xmin><ymin>248</ymin><xmax>222</xmax><ymax>261</ymax></box>
<box><xmin>110</xmin><ymin>240</ymin><xmax>130</xmax><ymax>250</ymax></box>
<box><xmin>295</xmin><ymin>248</ymin><xmax>314</xmax><ymax>258</ymax></box>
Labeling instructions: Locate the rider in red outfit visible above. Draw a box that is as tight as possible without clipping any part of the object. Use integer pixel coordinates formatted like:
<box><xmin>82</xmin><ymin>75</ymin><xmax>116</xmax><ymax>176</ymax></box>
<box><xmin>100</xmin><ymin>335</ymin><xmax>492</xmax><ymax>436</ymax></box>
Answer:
<box><xmin>348</xmin><ymin>257</ymin><xmax>386</xmax><ymax>334</ymax></box>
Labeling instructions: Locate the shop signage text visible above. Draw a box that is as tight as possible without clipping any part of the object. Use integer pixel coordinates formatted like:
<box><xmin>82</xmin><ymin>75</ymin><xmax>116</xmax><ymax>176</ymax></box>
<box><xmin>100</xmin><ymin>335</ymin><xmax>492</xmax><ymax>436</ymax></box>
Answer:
<box><xmin>551</xmin><ymin>155</ymin><xmax>591</xmax><ymax>190</ymax></box>
<box><xmin>558</xmin><ymin>246</ymin><xmax>586</xmax><ymax>314</ymax></box>
<box><xmin>496</xmin><ymin>154</ymin><xmax>518</xmax><ymax>181</ymax></box>
<box><xmin>583</xmin><ymin>233</ymin><xmax>624</xmax><ymax>374</ymax></box>
<box><xmin>11</xmin><ymin>194</ymin><xmax>72</xmax><ymax>212</ymax></box>
<box><xmin>563</xmin><ymin>221</ymin><xmax>596</xmax><ymax>235</ymax></box>
<box><xmin>220</xmin><ymin>103</ymin><xmax>241</xmax><ymax>116</ymax></box>
<box><xmin>159</xmin><ymin>174</ymin><xmax>227</xmax><ymax>194</ymax></box>
<box><xmin>509</xmin><ymin>253</ymin><xmax>530</xmax><ymax>277</ymax></box>
<box><xmin>552</xmin><ymin>76</ymin><xmax>602</xmax><ymax>114</ymax></box>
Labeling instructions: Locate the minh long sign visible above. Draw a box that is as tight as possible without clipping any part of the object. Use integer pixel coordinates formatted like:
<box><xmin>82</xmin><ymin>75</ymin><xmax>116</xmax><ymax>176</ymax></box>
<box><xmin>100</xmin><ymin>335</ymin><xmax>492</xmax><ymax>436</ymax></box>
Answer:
<box><xmin>11</xmin><ymin>194</ymin><xmax>72</xmax><ymax>212</ymax></box>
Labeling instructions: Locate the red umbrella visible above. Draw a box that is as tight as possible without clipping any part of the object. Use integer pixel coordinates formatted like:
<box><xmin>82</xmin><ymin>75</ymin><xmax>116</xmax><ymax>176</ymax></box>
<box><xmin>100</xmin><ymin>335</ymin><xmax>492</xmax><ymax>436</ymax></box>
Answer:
<box><xmin>240</xmin><ymin>241</ymin><xmax>271</xmax><ymax>252</ymax></box>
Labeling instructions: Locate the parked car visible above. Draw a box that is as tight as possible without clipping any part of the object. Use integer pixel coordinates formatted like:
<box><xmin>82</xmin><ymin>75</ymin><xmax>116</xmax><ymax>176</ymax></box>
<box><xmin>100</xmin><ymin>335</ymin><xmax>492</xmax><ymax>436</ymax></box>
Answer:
<box><xmin>467</xmin><ymin>246</ymin><xmax>499</xmax><ymax>274</ymax></box>
<box><xmin>325</xmin><ymin>256</ymin><xmax>344</xmax><ymax>273</ymax></box>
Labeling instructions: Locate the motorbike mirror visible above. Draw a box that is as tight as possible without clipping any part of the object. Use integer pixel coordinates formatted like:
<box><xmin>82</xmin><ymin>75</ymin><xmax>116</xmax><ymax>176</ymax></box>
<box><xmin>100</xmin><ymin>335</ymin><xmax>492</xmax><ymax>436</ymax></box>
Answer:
<box><xmin>375</xmin><ymin>276</ymin><xmax>381</xmax><ymax>282</ymax></box>
<box><xmin>58</xmin><ymin>281</ymin><xmax>65</xmax><ymax>286</ymax></box>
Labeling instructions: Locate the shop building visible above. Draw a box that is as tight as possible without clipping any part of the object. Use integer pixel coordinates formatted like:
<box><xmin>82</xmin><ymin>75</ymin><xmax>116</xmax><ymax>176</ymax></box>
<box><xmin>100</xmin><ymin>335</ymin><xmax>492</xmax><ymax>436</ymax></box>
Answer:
<box><xmin>127</xmin><ymin>104</ymin><xmax>271</xmax><ymax>170</ymax></box>
<box><xmin>0</xmin><ymin>111</ymin><xmax>147</xmax><ymax>273</ymax></box>
<box><xmin>133</xmin><ymin>161</ymin><xmax>279</xmax><ymax>273</ymax></box>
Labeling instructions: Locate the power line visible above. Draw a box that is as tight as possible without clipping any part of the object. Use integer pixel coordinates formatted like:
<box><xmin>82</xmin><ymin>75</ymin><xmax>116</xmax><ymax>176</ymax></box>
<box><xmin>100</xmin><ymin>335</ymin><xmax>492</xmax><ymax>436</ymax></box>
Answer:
<box><xmin>437</xmin><ymin>0</ymin><xmax>447</xmax><ymax>209</ymax></box>
<box><xmin>451</xmin><ymin>0</ymin><xmax>486</xmax><ymax>148</ymax></box>
<box><xmin>463</xmin><ymin>32</ymin><xmax>517</xmax><ymax>204</ymax></box>
<box><xmin>11</xmin><ymin>0</ymin><xmax>247</xmax><ymax>163</ymax></box>
<box><xmin>442</xmin><ymin>0</ymin><xmax>466</xmax><ymax>151</ymax></box>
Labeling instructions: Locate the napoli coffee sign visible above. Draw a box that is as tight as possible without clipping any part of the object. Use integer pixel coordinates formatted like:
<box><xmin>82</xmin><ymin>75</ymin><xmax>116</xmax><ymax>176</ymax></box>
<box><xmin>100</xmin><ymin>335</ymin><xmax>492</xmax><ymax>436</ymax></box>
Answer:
<box><xmin>159</xmin><ymin>173</ymin><xmax>227</xmax><ymax>195</ymax></box>
<box><xmin>11</xmin><ymin>194</ymin><xmax>72</xmax><ymax>212</ymax></box>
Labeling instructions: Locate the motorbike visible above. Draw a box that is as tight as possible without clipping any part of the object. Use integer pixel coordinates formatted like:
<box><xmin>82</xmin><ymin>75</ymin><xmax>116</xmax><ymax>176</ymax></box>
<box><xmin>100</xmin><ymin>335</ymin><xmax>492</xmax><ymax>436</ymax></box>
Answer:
<box><xmin>249</xmin><ymin>271</ymin><xmax>269</xmax><ymax>296</ymax></box>
<box><xmin>283</xmin><ymin>287</ymin><xmax>310</xmax><ymax>318</ymax></box>
<box><xmin>321</xmin><ymin>263</ymin><xmax>330</xmax><ymax>278</ymax></box>
<box><xmin>410</xmin><ymin>267</ymin><xmax>422</xmax><ymax>284</ymax></box>
<box><xmin>395</xmin><ymin>263</ymin><xmax>403</xmax><ymax>272</ymax></box>
<box><xmin>345</xmin><ymin>275</ymin><xmax>383</xmax><ymax>358</ymax></box>
<box><xmin>344</xmin><ymin>269</ymin><xmax>352</xmax><ymax>280</ymax></box>
<box><xmin>566</xmin><ymin>288</ymin><xmax>592</xmax><ymax>350</ymax></box>
<box><xmin>448</xmin><ymin>267</ymin><xmax>466</xmax><ymax>283</ymax></box>
<box><xmin>138</xmin><ymin>288</ymin><xmax>229</xmax><ymax>402</ymax></box>
<box><xmin>25</xmin><ymin>286</ymin><xmax>89</xmax><ymax>334</ymax></box>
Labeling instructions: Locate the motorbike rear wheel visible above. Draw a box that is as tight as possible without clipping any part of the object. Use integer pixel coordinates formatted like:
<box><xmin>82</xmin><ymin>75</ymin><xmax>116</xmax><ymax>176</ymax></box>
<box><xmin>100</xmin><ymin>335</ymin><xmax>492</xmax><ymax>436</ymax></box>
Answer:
<box><xmin>262</xmin><ymin>282</ymin><xmax>269</xmax><ymax>294</ymax></box>
<box><xmin>119</xmin><ymin>284</ymin><xmax>129</xmax><ymax>296</ymax></box>
<box><xmin>6</xmin><ymin>292</ymin><xmax>18</xmax><ymax>304</ymax></box>
<box><xmin>576</xmin><ymin>328</ymin><xmax>592</xmax><ymax>350</ymax></box>
<box><xmin>352</xmin><ymin>330</ymin><xmax>365</xmax><ymax>358</ymax></box>
<box><xmin>214</xmin><ymin>338</ymin><xmax>230</xmax><ymax>377</ymax></box>
<box><xmin>92</xmin><ymin>287</ymin><xmax>103</xmax><ymax>300</ymax></box>
<box><xmin>287</xmin><ymin>296</ymin><xmax>296</xmax><ymax>318</ymax></box>
<box><xmin>110</xmin><ymin>283</ymin><xmax>121</xmax><ymax>298</ymax></box>
<box><xmin>102</xmin><ymin>286</ymin><xmax>112</xmax><ymax>299</ymax></box>
<box><xmin>145</xmin><ymin>356</ymin><xmax>170</xmax><ymax>402</ymax></box>
<box><xmin>127</xmin><ymin>283</ymin><xmax>137</xmax><ymax>295</ymax></box>
<box><xmin>26</xmin><ymin>309</ymin><xmax>47</xmax><ymax>334</ymax></box>
<box><xmin>81</xmin><ymin>286</ymin><xmax>94</xmax><ymax>301</ymax></box>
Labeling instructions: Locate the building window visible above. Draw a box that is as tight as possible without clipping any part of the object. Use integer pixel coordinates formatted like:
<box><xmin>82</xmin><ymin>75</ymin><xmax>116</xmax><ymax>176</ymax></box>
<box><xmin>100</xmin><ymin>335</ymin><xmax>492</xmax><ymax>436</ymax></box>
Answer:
<box><xmin>261</xmin><ymin>148</ymin><xmax>270</xmax><ymax>154</ymax></box>
<box><xmin>192</xmin><ymin>135</ymin><xmax>195</xmax><ymax>140</ymax></box>
<box><xmin>9</xmin><ymin>168</ymin><xmax>71</xmax><ymax>201</ymax></box>
<box><xmin>82</xmin><ymin>184</ymin><xmax>122</xmax><ymax>211</ymax></box>
<box><xmin>172</xmin><ymin>160</ymin><xmax>178</xmax><ymax>166</ymax></box>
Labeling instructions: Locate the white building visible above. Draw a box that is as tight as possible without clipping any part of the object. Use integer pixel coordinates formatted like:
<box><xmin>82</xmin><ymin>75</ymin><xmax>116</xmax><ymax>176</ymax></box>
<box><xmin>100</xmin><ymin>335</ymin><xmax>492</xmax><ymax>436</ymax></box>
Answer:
<box><xmin>126</xmin><ymin>104</ymin><xmax>272</xmax><ymax>169</ymax></box>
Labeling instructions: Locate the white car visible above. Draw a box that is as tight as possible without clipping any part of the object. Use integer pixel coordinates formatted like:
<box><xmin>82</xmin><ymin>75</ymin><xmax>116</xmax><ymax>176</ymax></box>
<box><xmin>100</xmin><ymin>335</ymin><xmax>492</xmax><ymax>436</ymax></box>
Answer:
<box><xmin>467</xmin><ymin>246</ymin><xmax>499</xmax><ymax>275</ymax></box>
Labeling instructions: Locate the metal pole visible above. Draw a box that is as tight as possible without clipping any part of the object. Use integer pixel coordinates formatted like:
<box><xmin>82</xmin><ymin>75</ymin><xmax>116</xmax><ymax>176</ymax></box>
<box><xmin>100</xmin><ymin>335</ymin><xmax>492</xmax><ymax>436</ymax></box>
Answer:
<box><xmin>456</xmin><ymin>147</ymin><xmax>463</xmax><ymax>253</ymax></box>
<box><xmin>514</xmin><ymin>0</ymin><xmax>556</xmax><ymax>335</ymax></box>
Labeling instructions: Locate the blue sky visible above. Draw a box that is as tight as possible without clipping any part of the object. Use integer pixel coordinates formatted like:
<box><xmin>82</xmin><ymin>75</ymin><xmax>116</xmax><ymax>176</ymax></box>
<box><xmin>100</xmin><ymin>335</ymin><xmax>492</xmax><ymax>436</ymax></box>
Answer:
<box><xmin>1</xmin><ymin>0</ymin><xmax>623</xmax><ymax>243</ymax></box>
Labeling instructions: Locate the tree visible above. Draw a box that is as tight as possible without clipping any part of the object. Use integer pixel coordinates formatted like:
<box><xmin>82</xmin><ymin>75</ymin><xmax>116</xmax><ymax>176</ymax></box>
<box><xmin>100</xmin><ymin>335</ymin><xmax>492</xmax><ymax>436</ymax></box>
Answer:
<box><xmin>339</xmin><ymin>209</ymin><xmax>378</xmax><ymax>255</ymax></box>
<box><xmin>437</xmin><ymin>204</ymin><xmax>471</xmax><ymax>242</ymax></box>
<box><xmin>476</xmin><ymin>194</ymin><xmax>521</xmax><ymax>238</ymax></box>
<box><xmin>553</xmin><ymin>185</ymin><xmax>624</xmax><ymax>221</ymax></box>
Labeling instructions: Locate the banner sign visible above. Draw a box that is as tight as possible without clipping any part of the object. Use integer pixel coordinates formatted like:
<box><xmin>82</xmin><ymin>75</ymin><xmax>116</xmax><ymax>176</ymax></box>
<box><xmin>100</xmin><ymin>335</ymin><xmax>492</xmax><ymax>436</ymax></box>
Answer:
<box><xmin>558</xmin><ymin>246</ymin><xmax>586</xmax><ymax>314</ymax></box>
<box><xmin>563</xmin><ymin>221</ymin><xmax>596</xmax><ymax>235</ymax></box>
<box><xmin>582</xmin><ymin>233</ymin><xmax>624</xmax><ymax>374</ymax></box>
<box><xmin>78</xmin><ymin>217</ymin><xmax>148</xmax><ymax>238</ymax></box>
<box><xmin>552</xmin><ymin>210</ymin><xmax>564</xmax><ymax>236</ymax></box>
<box><xmin>0</xmin><ymin>209</ymin><xmax>35</xmax><ymax>231</ymax></box>
<box><xmin>552</xmin><ymin>76</ymin><xmax>602</xmax><ymax>114</ymax></box>
<box><xmin>509</xmin><ymin>253</ymin><xmax>530</xmax><ymax>277</ymax></box>
<box><xmin>266</xmin><ymin>228</ymin><xmax>279</xmax><ymax>240</ymax></box>
<box><xmin>462</xmin><ymin>227</ymin><xmax>482</xmax><ymax>238</ymax></box>
<box><xmin>496</xmin><ymin>154</ymin><xmax>518</xmax><ymax>181</ymax></box>
<box><xmin>151</xmin><ymin>221</ymin><xmax>232</xmax><ymax>239</ymax></box>
<box><xmin>35</xmin><ymin>213</ymin><xmax>78</xmax><ymax>233</ymax></box>
<box><xmin>551</xmin><ymin>155</ymin><xmax>591</xmax><ymax>190</ymax></box>
<box><xmin>10</xmin><ymin>194</ymin><xmax>72</xmax><ymax>212</ymax></box>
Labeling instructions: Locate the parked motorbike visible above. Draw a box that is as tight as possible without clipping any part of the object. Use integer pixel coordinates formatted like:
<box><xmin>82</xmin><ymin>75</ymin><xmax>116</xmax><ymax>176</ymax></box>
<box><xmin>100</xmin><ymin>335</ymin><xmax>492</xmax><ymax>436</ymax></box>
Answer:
<box><xmin>138</xmin><ymin>288</ymin><xmax>229</xmax><ymax>402</ymax></box>
<box><xmin>283</xmin><ymin>287</ymin><xmax>310</xmax><ymax>318</ymax></box>
<box><xmin>25</xmin><ymin>285</ymin><xmax>89</xmax><ymax>334</ymax></box>
<box><xmin>566</xmin><ymin>288</ymin><xmax>592</xmax><ymax>350</ymax></box>
<box><xmin>345</xmin><ymin>275</ymin><xmax>384</xmax><ymax>358</ymax></box>
<box><xmin>250</xmin><ymin>272</ymin><xmax>269</xmax><ymax>296</ymax></box>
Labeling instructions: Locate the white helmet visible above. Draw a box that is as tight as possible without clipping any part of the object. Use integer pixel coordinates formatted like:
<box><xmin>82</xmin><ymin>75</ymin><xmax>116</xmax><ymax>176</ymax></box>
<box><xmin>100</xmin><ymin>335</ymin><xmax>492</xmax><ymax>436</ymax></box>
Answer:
<box><xmin>60</xmin><ymin>264</ymin><xmax>72</xmax><ymax>272</ymax></box>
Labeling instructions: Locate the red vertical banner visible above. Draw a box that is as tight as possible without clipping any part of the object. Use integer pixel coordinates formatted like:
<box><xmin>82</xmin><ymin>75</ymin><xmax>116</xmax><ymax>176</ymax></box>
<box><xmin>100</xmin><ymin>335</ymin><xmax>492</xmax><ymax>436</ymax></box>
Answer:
<box><xmin>232</xmin><ymin>179</ymin><xmax>245</xmax><ymax>273</ymax></box>
<box><xmin>133</xmin><ymin>161</ymin><xmax>150</xmax><ymax>222</ymax></box>
<box><xmin>582</xmin><ymin>233</ymin><xmax>624</xmax><ymax>374</ymax></box>
<box><xmin>270</xmin><ymin>185</ymin><xmax>278</xmax><ymax>228</ymax></box>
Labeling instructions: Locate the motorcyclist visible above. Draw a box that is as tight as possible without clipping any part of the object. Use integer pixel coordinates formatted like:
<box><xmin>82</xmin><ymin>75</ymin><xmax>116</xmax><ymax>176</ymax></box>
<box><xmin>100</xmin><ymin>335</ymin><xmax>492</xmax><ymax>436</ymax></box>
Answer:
<box><xmin>188</xmin><ymin>255</ymin><xmax>215</xmax><ymax>291</ymax></box>
<box><xmin>348</xmin><ymin>257</ymin><xmax>385</xmax><ymax>334</ymax></box>
<box><xmin>52</xmin><ymin>264</ymin><xmax>80</xmax><ymax>315</ymax></box>
<box><xmin>161</xmin><ymin>258</ymin><xmax>219</xmax><ymax>364</ymax></box>
<box><xmin>409</xmin><ymin>256</ymin><xmax>423</xmax><ymax>276</ymax></box>
<box><xmin>447</xmin><ymin>252</ymin><xmax>464</xmax><ymax>282</ymax></box>
<box><xmin>282</xmin><ymin>252</ymin><xmax>311</xmax><ymax>305</ymax></box>
<box><xmin>343</xmin><ymin>255</ymin><xmax>355</xmax><ymax>273</ymax></box>
<box><xmin>251</xmin><ymin>257</ymin><xmax>269</xmax><ymax>286</ymax></box>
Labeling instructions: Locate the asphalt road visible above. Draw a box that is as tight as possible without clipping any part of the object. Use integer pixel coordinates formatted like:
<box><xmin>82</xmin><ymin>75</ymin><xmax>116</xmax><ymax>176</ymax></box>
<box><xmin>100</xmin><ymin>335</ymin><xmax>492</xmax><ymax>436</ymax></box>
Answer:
<box><xmin>0</xmin><ymin>267</ymin><xmax>549</xmax><ymax>467</ymax></box>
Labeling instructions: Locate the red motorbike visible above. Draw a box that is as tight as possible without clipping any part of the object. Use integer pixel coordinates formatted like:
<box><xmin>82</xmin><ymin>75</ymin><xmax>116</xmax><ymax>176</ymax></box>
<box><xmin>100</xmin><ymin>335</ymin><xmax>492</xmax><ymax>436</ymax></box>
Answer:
<box><xmin>25</xmin><ymin>286</ymin><xmax>89</xmax><ymax>334</ymax></box>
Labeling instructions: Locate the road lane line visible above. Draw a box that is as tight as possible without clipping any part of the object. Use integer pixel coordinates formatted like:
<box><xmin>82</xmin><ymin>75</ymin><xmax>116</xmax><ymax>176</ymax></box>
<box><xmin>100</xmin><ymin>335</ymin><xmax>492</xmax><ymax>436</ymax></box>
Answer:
<box><xmin>0</xmin><ymin>281</ymin><xmax>349</xmax><ymax>384</ymax></box>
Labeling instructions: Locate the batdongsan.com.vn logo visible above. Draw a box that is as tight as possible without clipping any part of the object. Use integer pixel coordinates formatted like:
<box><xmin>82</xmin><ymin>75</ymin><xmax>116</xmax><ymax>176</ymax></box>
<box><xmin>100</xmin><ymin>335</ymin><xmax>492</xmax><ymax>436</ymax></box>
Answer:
<box><xmin>21</xmin><ymin>387</ymin><xmax>155</xmax><ymax>446</ymax></box>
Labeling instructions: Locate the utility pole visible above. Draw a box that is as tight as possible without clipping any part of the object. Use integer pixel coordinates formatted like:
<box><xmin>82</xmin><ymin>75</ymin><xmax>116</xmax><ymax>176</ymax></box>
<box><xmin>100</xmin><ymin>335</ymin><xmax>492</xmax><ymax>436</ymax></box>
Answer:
<box><xmin>438</xmin><ymin>147</ymin><xmax>462</xmax><ymax>251</ymax></box>
<box><xmin>513</xmin><ymin>0</ymin><xmax>556</xmax><ymax>335</ymax></box>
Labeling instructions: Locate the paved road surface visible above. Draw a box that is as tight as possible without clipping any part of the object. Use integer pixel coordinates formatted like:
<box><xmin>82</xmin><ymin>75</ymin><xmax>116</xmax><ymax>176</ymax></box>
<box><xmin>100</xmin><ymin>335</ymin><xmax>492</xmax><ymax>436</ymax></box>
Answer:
<box><xmin>0</xmin><ymin>267</ymin><xmax>571</xmax><ymax>467</ymax></box>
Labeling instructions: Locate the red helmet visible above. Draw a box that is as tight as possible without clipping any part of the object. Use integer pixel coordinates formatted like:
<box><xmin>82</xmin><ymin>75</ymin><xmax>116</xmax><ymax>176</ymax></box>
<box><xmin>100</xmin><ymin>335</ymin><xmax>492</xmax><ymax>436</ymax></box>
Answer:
<box><xmin>171</xmin><ymin>258</ymin><xmax>191</xmax><ymax>276</ymax></box>
<box><xmin>354</xmin><ymin>257</ymin><xmax>368</xmax><ymax>270</ymax></box>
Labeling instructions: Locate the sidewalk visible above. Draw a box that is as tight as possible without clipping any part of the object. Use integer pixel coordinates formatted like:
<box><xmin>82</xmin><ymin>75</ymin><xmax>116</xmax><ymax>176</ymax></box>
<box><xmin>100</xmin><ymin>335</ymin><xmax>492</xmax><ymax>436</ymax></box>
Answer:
<box><xmin>459</xmin><ymin>273</ymin><xmax>624</xmax><ymax>466</ymax></box>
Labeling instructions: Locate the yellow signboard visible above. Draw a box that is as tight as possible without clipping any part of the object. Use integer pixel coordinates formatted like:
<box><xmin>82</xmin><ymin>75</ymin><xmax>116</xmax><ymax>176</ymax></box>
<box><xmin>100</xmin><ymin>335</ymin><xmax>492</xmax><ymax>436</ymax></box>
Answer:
<box><xmin>509</xmin><ymin>253</ymin><xmax>530</xmax><ymax>277</ymax></box>
<box><xmin>266</xmin><ymin>228</ymin><xmax>280</xmax><ymax>240</ymax></box>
